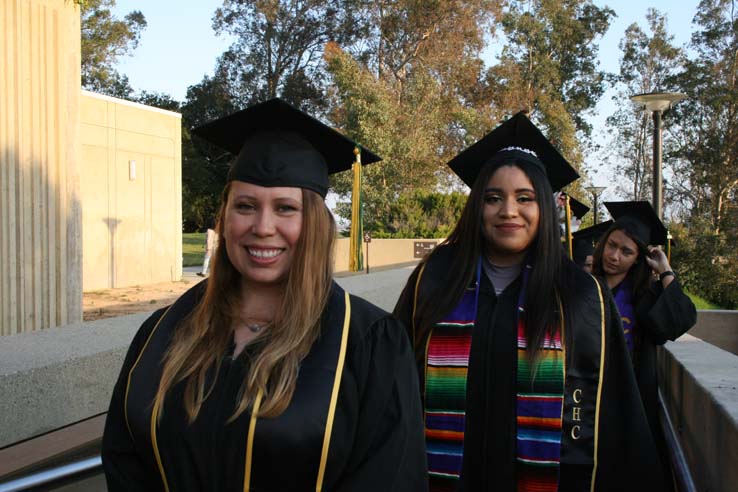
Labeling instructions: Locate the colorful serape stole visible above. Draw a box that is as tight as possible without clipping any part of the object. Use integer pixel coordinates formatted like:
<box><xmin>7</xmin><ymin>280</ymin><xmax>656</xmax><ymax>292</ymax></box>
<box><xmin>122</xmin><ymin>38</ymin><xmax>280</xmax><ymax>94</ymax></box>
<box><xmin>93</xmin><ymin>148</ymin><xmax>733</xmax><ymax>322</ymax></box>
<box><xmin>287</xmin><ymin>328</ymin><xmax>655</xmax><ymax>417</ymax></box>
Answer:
<box><xmin>515</xmin><ymin>265</ymin><xmax>565</xmax><ymax>492</ymax></box>
<box><xmin>424</xmin><ymin>262</ymin><xmax>481</xmax><ymax>492</ymax></box>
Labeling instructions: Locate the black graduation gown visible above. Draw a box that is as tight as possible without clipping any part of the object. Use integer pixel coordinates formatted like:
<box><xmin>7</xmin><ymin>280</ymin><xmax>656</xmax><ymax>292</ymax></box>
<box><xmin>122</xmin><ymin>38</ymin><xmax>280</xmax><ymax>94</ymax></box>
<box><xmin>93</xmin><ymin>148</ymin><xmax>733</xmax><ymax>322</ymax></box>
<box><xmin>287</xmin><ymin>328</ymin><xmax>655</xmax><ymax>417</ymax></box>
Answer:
<box><xmin>102</xmin><ymin>281</ymin><xmax>428</xmax><ymax>492</ymax></box>
<box><xmin>629</xmin><ymin>278</ymin><xmax>697</xmax><ymax>487</ymax></box>
<box><xmin>394</xmin><ymin>245</ymin><xmax>667</xmax><ymax>492</ymax></box>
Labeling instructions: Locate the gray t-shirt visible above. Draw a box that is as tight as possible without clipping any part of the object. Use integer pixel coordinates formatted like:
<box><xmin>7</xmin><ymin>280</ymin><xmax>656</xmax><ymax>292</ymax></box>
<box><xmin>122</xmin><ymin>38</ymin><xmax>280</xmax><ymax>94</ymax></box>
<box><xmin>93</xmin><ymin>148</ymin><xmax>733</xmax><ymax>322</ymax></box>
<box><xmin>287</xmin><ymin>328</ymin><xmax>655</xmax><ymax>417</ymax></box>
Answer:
<box><xmin>482</xmin><ymin>258</ymin><xmax>523</xmax><ymax>296</ymax></box>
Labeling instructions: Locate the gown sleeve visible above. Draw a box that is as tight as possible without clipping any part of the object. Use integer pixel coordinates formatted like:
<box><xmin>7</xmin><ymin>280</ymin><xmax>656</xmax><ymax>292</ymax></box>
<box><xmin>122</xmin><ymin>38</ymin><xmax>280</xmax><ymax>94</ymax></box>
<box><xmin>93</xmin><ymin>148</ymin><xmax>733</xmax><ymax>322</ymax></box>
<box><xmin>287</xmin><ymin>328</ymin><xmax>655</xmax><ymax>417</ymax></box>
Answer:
<box><xmin>333</xmin><ymin>314</ymin><xmax>428</xmax><ymax>492</ymax></box>
<box><xmin>392</xmin><ymin>263</ymin><xmax>424</xmax><ymax>347</ymax></box>
<box><xmin>594</xmin><ymin>287</ymin><xmax>668</xmax><ymax>492</ymax></box>
<box><xmin>640</xmin><ymin>279</ymin><xmax>697</xmax><ymax>345</ymax></box>
<box><xmin>101</xmin><ymin>309</ymin><xmax>168</xmax><ymax>492</ymax></box>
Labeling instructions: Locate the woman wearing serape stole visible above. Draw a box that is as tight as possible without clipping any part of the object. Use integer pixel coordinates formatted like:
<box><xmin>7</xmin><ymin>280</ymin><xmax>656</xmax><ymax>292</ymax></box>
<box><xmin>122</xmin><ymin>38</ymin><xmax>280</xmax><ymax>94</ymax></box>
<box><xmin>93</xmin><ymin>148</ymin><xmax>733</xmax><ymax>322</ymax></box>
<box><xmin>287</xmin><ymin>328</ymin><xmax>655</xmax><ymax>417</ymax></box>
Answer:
<box><xmin>394</xmin><ymin>112</ymin><xmax>667</xmax><ymax>491</ymax></box>
<box><xmin>102</xmin><ymin>99</ymin><xmax>428</xmax><ymax>492</ymax></box>
<box><xmin>593</xmin><ymin>201</ymin><xmax>697</xmax><ymax>489</ymax></box>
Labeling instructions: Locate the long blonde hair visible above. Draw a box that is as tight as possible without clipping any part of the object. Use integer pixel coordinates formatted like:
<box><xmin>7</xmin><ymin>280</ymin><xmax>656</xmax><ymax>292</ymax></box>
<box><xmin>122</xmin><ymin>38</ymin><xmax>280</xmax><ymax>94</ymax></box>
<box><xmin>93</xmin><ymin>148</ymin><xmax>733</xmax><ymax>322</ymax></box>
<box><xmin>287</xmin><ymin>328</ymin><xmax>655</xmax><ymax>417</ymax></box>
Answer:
<box><xmin>154</xmin><ymin>184</ymin><xmax>336</xmax><ymax>422</ymax></box>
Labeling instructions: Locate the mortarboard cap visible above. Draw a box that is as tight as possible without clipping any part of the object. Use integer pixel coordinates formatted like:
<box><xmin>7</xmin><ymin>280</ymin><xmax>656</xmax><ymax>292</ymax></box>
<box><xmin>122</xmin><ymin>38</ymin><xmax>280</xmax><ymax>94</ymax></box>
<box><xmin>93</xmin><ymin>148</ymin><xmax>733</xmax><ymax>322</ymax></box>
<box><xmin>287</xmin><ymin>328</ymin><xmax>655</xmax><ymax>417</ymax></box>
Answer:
<box><xmin>572</xmin><ymin>220</ymin><xmax>613</xmax><ymax>263</ymax></box>
<box><xmin>568</xmin><ymin>196</ymin><xmax>590</xmax><ymax>220</ymax></box>
<box><xmin>447</xmin><ymin>112</ymin><xmax>579</xmax><ymax>191</ymax></box>
<box><xmin>603</xmin><ymin>201</ymin><xmax>667</xmax><ymax>245</ymax></box>
<box><xmin>191</xmin><ymin>98</ymin><xmax>381</xmax><ymax>198</ymax></box>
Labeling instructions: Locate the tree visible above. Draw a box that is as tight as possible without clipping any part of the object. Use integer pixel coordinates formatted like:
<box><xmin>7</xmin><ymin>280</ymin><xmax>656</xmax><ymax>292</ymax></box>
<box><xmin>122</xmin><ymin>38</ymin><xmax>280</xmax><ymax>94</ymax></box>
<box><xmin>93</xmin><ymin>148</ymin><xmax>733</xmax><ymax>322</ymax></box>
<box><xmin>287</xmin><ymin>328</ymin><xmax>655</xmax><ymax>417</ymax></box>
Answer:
<box><xmin>485</xmin><ymin>0</ymin><xmax>614</xmax><ymax>175</ymax></box>
<box><xmin>670</xmin><ymin>0</ymin><xmax>738</xmax><ymax>235</ymax></box>
<box><xmin>665</xmin><ymin>0</ymin><xmax>738</xmax><ymax>308</ymax></box>
<box><xmin>180</xmin><ymin>74</ymin><xmax>238</xmax><ymax>231</ymax></box>
<box><xmin>603</xmin><ymin>9</ymin><xmax>683</xmax><ymax>201</ymax></box>
<box><xmin>212</xmin><ymin>0</ymin><xmax>364</xmax><ymax>111</ymax></box>
<box><xmin>80</xmin><ymin>0</ymin><xmax>146</xmax><ymax>97</ymax></box>
<box><xmin>324</xmin><ymin>0</ymin><xmax>500</xmax><ymax>230</ymax></box>
<box><xmin>371</xmin><ymin>190</ymin><xmax>468</xmax><ymax>238</ymax></box>
<box><xmin>135</xmin><ymin>91</ymin><xmax>181</xmax><ymax>112</ymax></box>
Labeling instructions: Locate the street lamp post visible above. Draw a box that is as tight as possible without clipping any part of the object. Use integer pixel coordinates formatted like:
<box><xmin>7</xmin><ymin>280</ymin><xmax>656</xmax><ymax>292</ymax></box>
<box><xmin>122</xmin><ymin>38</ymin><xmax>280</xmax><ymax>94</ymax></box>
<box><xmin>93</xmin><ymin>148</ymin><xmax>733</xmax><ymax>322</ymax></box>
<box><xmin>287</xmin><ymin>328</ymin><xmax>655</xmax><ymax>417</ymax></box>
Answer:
<box><xmin>586</xmin><ymin>186</ymin><xmax>607</xmax><ymax>224</ymax></box>
<box><xmin>630</xmin><ymin>92</ymin><xmax>686</xmax><ymax>220</ymax></box>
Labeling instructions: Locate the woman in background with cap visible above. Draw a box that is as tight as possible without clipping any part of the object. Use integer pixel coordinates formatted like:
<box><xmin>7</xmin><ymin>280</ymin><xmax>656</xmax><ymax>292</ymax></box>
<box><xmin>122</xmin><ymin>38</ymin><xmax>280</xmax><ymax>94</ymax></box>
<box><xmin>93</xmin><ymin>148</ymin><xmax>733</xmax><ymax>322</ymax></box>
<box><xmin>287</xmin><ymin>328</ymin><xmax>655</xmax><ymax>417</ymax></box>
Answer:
<box><xmin>592</xmin><ymin>201</ymin><xmax>697</xmax><ymax>488</ymax></box>
<box><xmin>394</xmin><ymin>113</ymin><xmax>667</xmax><ymax>492</ymax></box>
<box><xmin>102</xmin><ymin>98</ymin><xmax>427</xmax><ymax>492</ymax></box>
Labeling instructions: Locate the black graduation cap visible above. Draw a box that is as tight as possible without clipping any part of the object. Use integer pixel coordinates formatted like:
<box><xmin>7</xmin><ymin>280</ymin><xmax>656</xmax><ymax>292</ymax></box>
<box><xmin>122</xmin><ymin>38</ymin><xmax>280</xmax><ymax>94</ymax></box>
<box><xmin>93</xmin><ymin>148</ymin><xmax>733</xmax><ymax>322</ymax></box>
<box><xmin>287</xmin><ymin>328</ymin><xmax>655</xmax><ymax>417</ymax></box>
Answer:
<box><xmin>447</xmin><ymin>112</ymin><xmax>580</xmax><ymax>191</ymax></box>
<box><xmin>603</xmin><ymin>201</ymin><xmax>667</xmax><ymax>245</ymax></box>
<box><xmin>572</xmin><ymin>220</ymin><xmax>613</xmax><ymax>263</ymax></box>
<box><xmin>191</xmin><ymin>98</ymin><xmax>382</xmax><ymax>198</ymax></box>
<box><xmin>568</xmin><ymin>196</ymin><xmax>590</xmax><ymax>220</ymax></box>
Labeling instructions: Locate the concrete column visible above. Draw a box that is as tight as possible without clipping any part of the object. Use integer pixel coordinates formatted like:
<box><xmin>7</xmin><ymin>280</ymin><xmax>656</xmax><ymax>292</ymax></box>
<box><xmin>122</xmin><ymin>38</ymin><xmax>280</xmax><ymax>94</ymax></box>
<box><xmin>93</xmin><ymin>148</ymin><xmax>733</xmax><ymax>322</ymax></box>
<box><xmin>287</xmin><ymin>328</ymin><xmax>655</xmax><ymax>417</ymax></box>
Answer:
<box><xmin>0</xmin><ymin>0</ymin><xmax>82</xmax><ymax>335</ymax></box>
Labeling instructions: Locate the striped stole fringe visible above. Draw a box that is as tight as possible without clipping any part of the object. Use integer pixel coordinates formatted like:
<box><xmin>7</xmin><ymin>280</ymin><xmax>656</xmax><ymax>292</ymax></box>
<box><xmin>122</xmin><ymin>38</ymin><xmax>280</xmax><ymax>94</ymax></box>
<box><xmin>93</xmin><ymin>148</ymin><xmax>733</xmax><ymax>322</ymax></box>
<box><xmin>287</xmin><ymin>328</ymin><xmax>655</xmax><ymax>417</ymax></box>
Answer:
<box><xmin>515</xmin><ymin>267</ymin><xmax>565</xmax><ymax>492</ymax></box>
<box><xmin>424</xmin><ymin>283</ymin><xmax>477</xmax><ymax>492</ymax></box>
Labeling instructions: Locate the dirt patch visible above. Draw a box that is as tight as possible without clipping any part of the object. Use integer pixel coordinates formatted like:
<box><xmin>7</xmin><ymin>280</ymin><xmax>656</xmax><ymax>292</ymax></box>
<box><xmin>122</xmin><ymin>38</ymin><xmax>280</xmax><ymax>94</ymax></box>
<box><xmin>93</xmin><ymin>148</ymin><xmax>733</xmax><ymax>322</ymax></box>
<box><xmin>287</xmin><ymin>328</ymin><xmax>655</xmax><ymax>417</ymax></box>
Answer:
<box><xmin>83</xmin><ymin>278</ymin><xmax>201</xmax><ymax>321</ymax></box>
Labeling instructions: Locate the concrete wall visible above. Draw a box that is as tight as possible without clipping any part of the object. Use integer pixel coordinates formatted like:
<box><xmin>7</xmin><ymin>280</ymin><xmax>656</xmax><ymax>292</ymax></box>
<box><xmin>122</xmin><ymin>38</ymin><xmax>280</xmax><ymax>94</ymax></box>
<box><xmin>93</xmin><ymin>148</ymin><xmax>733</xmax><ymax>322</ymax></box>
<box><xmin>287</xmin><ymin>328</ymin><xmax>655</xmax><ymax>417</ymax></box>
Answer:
<box><xmin>80</xmin><ymin>91</ymin><xmax>182</xmax><ymax>291</ymax></box>
<box><xmin>0</xmin><ymin>0</ymin><xmax>82</xmax><ymax>335</ymax></box>
<box><xmin>334</xmin><ymin>237</ymin><xmax>440</xmax><ymax>273</ymax></box>
<box><xmin>0</xmin><ymin>312</ymin><xmax>147</xmax><ymax>447</ymax></box>
<box><xmin>688</xmin><ymin>310</ymin><xmax>738</xmax><ymax>356</ymax></box>
<box><xmin>659</xmin><ymin>335</ymin><xmax>738</xmax><ymax>492</ymax></box>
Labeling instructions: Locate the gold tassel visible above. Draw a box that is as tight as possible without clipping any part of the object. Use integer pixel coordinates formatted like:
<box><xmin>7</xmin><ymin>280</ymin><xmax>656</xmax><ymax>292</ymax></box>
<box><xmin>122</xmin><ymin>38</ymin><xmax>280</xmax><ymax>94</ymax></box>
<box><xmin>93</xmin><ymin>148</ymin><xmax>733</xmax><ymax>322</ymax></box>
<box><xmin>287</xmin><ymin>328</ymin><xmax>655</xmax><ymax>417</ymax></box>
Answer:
<box><xmin>349</xmin><ymin>147</ymin><xmax>363</xmax><ymax>272</ymax></box>
<box><xmin>565</xmin><ymin>195</ymin><xmax>573</xmax><ymax>260</ymax></box>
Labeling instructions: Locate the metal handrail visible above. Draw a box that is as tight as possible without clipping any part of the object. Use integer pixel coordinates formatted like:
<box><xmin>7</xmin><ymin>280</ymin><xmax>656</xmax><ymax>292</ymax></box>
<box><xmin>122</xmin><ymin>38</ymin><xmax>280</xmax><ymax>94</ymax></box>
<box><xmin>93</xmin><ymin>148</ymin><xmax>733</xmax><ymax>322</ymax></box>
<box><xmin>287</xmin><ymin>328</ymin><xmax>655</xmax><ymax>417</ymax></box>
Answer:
<box><xmin>0</xmin><ymin>456</ymin><xmax>102</xmax><ymax>492</ymax></box>
<box><xmin>658</xmin><ymin>389</ymin><xmax>697</xmax><ymax>492</ymax></box>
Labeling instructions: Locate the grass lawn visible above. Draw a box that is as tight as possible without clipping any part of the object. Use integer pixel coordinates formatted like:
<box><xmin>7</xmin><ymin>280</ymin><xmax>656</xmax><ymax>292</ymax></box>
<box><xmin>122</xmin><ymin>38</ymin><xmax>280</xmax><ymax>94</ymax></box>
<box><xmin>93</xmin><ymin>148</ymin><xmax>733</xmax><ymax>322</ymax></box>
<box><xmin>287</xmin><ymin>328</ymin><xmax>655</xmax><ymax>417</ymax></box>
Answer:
<box><xmin>686</xmin><ymin>291</ymin><xmax>722</xmax><ymax>310</ymax></box>
<box><xmin>183</xmin><ymin>232</ymin><xmax>205</xmax><ymax>267</ymax></box>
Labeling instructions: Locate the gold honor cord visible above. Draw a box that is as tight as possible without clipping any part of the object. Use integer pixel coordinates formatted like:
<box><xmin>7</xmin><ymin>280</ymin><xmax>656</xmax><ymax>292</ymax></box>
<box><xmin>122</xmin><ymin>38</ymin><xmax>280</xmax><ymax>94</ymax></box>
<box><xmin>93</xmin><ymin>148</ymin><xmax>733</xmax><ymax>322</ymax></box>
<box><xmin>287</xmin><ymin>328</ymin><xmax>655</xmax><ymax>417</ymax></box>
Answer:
<box><xmin>411</xmin><ymin>263</ymin><xmax>427</xmax><ymax>347</ymax></box>
<box><xmin>565</xmin><ymin>195</ymin><xmax>573</xmax><ymax>260</ymax></box>
<box><xmin>315</xmin><ymin>291</ymin><xmax>352</xmax><ymax>491</ymax></box>
<box><xmin>243</xmin><ymin>388</ymin><xmax>263</xmax><ymax>492</ymax></box>
<box><xmin>125</xmin><ymin>305</ymin><xmax>173</xmax><ymax>442</ymax></box>
<box><xmin>589</xmin><ymin>276</ymin><xmax>607</xmax><ymax>492</ymax></box>
<box><xmin>150</xmin><ymin>395</ymin><xmax>171</xmax><ymax>492</ymax></box>
<box><xmin>241</xmin><ymin>293</ymin><xmax>351</xmax><ymax>492</ymax></box>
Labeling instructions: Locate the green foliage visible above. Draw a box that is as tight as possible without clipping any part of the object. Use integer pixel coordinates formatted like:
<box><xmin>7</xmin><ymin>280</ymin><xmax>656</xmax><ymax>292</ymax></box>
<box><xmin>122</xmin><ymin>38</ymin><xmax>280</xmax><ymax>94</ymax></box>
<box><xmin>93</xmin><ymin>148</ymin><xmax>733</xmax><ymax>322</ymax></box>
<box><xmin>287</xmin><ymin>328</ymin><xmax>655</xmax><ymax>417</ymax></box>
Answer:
<box><xmin>212</xmin><ymin>0</ymin><xmax>364</xmax><ymax>110</ymax></box>
<box><xmin>670</xmin><ymin>221</ymin><xmax>738</xmax><ymax>309</ymax></box>
<box><xmin>135</xmin><ymin>91</ymin><xmax>181</xmax><ymax>112</ymax></box>
<box><xmin>324</xmin><ymin>0</ymin><xmax>499</xmax><ymax>227</ymax></box>
<box><xmin>669</xmin><ymin>0</ymin><xmax>738</xmax><ymax>236</ymax></box>
<box><xmin>486</xmin><ymin>0</ymin><xmax>614</xmax><ymax>161</ymax></box>
<box><xmin>80</xmin><ymin>0</ymin><xmax>146</xmax><ymax>97</ymax></box>
<box><xmin>179</xmin><ymin>75</ymin><xmax>239</xmax><ymax>232</ymax></box>
<box><xmin>362</xmin><ymin>190</ymin><xmax>467</xmax><ymax>239</ymax></box>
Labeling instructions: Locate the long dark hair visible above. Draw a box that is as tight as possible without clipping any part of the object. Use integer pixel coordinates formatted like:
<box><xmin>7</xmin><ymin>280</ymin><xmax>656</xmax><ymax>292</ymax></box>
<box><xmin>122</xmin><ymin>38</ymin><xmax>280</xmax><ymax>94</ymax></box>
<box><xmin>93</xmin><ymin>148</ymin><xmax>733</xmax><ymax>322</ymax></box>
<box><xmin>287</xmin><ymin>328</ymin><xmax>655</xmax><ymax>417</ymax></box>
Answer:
<box><xmin>405</xmin><ymin>158</ymin><xmax>571</xmax><ymax>359</ymax></box>
<box><xmin>592</xmin><ymin>224</ymin><xmax>651</xmax><ymax>298</ymax></box>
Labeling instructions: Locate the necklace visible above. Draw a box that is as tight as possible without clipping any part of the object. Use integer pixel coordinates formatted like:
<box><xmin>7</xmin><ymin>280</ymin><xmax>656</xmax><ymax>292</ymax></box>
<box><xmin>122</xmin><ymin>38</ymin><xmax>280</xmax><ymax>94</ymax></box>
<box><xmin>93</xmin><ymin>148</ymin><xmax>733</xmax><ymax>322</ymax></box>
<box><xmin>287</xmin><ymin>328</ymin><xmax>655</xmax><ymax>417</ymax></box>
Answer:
<box><xmin>241</xmin><ymin>317</ymin><xmax>271</xmax><ymax>334</ymax></box>
<box><xmin>247</xmin><ymin>322</ymin><xmax>268</xmax><ymax>333</ymax></box>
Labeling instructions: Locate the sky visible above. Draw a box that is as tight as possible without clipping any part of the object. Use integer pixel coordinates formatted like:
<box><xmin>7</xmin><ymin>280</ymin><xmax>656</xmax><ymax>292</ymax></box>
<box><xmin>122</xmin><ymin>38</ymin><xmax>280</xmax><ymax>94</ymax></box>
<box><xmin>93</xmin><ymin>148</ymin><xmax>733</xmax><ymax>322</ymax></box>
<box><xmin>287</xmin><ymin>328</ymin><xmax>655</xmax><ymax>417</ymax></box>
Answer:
<box><xmin>111</xmin><ymin>0</ymin><xmax>701</xmax><ymax>202</ymax></box>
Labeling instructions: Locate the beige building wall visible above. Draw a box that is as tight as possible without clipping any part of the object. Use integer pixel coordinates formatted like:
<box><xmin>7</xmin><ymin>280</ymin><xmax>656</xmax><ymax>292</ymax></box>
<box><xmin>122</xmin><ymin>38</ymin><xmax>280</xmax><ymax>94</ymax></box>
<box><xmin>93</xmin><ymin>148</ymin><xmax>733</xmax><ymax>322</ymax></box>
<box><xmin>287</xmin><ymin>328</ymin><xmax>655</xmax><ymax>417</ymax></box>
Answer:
<box><xmin>80</xmin><ymin>91</ymin><xmax>182</xmax><ymax>291</ymax></box>
<box><xmin>0</xmin><ymin>0</ymin><xmax>82</xmax><ymax>335</ymax></box>
<box><xmin>333</xmin><ymin>237</ymin><xmax>441</xmax><ymax>273</ymax></box>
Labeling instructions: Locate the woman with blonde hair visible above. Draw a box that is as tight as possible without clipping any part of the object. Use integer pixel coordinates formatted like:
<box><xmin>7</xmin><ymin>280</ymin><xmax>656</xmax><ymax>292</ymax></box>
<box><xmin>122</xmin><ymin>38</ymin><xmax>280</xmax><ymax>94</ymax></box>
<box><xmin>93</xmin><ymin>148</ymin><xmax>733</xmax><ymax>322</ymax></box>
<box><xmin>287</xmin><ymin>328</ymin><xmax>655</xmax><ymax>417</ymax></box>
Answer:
<box><xmin>102</xmin><ymin>98</ymin><xmax>427</xmax><ymax>492</ymax></box>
